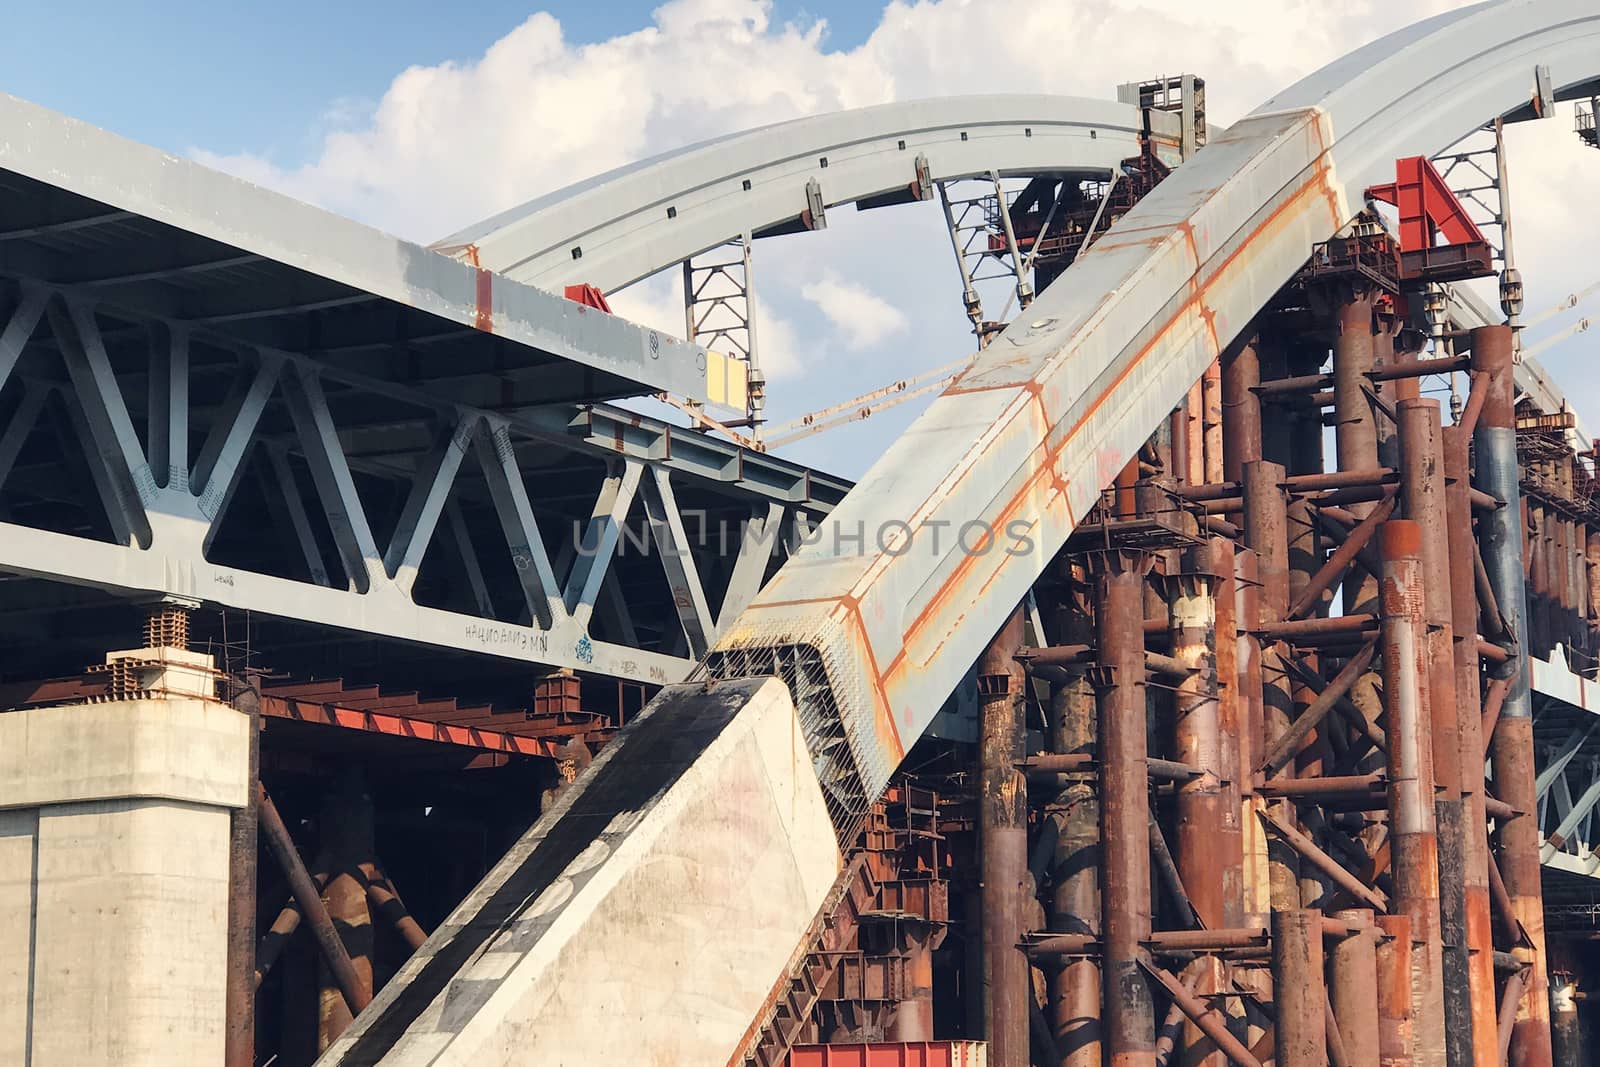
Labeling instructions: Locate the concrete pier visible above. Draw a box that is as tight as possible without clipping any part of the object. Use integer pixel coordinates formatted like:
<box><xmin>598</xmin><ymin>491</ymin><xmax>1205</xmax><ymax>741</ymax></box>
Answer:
<box><xmin>0</xmin><ymin>645</ymin><xmax>249</xmax><ymax>1066</ymax></box>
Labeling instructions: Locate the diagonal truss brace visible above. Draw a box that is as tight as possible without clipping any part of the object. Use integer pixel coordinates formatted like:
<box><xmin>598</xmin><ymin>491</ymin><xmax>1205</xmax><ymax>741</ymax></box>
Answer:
<box><xmin>641</xmin><ymin>465</ymin><xmax>716</xmax><ymax>658</ymax></box>
<box><xmin>563</xmin><ymin>459</ymin><xmax>643</xmax><ymax>628</ymax></box>
<box><xmin>281</xmin><ymin>363</ymin><xmax>384</xmax><ymax>593</ymax></box>
<box><xmin>49</xmin><ymin>296</ymin><xmax>156</xmax><ymax>548</ymax></box>
<box><xmin>385</xmin><ymin>412</ymin><xmax>480</xmax><ymax>596</ymax></box>
<box><xmin>475</xmin><ymin>418</ymin><xmax>564</xmax><ymax>630</ymax></box>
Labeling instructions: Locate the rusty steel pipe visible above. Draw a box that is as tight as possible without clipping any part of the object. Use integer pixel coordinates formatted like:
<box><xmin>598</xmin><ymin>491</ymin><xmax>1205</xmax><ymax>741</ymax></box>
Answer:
<box><xmin>256</xmin><ymin>897</ymin><xmax>306</xmax><ymax>988</ymax></box>
<box><xmin>1140</xmin><ymin>960</ymin><xmax>1265</xmax><ymax>1067</ymax></box>
<box><xmin>1331</xmin><ymin>286</ymin><xmax>1381</xmax><ymax>614</ymax></box>
<box><xmin>1472</xmin><ymin>325</ymin><xmax>1553</xmax><ymax>1067</ymax></box>
<box><xmin>1166</xmin><ymin>544</ymin><xmax>1226</xmax><ymax>935</ymax></box>
<box><xmin>1149</xmin><ymin>813</ymin><xmax>1201</xmax><ymax>930</ymax></box>
<box><xmin>1441</xmin><ymin>422</ymin><xmax>1500</xmax><ymax>1067</ymax></box>
<box><xmin>979</xmin><ymin>609</ymin><xmax>1030</xmax><ymax>1067</ymax></box>
<box><xmin>1222</xmin><ymin>334</ymin><xmax>1260</xmax><ymax>483</ymax></box>
<box><xmin>1236</xmin><ymin>549</ymin><xmax>1270</xmax><ymax>928</ymax></box>
<box><xmin>1150</xmin><ymin>927</ymin><xmax>1268</xmax><ymax>951</ymax></box>
<box><xmin>1204</xmin><ymin>359</ymin><xmax>1224</xmax><ymax>484</ymax></box>
<box><xmin>1369</xmin><ymin>354</ymin><xmax>1471</xmax><ymax>382</ymax></box>
<box><xmin>1480</xmin><ymin>673</ymin><xmax>1514</xmax><ymax>757</ymax></box>
<box><xmin>1398</xmin><ymin>397</ymin><xmax>1475</xmax><ymax>1067</ymax></box>
<box><xmin>1259</xmin><ymin>613</ymin><xmax>1379</xmax><ymax>643</ymax></box>
<box><xmin>363</xmin><ymin>868</ymin><xmax>428</xmax><ymax>953</ymax></box>
<box><xmin>1254</xmin><ymin>370</ymin><xmax>1331</xmax><ymax>396</ymax></box>
<box><xmin>1286</xmin><ymin>496</ymin><xmax>1395</xmax><ymax>620</ymax></box>
<box><xmin>1257</xmin><ymin>807</ymin><xmax>1385</xmax><ymax>910</ymax></box>
<box><xmin>1257</xmin><ymin>773</ymin><xmax>1385</xmax><ymax>799</ymax></box>
<box><xmin>225</xmin><ymin>682</ymin><xmax>261</xmax><ymax>1067</ymax></box>
<box><xmin>1093</xmin><ymin>548</ymin><xmax>1157</xmax><ymax>1065</ymax></box>
<box><xmin>1379</xmin><ymin>519</ymin><xmax>1447</xmax><ymax>1065</ymax></box>
<box><xmin>1210</xmin><ymin>536</ymin><xmax>1247</xmax><ymax>930</ymax></box>
<box><xmin>1329</xmin><ymin>909</ymin><xmax>1382</xmax><ymax>1067</ymax></box>
<box><xmin>1257</xmin><ymin>643</ymin><xmax>1378</xmax><ymax>776</ymax></box>
<box><xmin>1022</xmin><ymin>643</ymin><xmax>1094</xmax><ymax>667</ymax></box>
<box><xmin>1377</xmin><ymin>914</ymin><xmax>1415</xmax><ymax>1066</ymax></box>
<box><xmin>1021</xmin><ymin>752</ymin><xmax>1094</xmax><ymax>774</ymax></box>
<box><xmin>1456</xmin><ymin>370</ymin><xmax>1489</xmax><ymax>440</ymax></box>
<box><xmin>1326</xmin><ymin>993</ymin><xmax>1355</xmax><ymax>1067</ymax></box>
<box><xmin>1497</xmin><ymin>969</ymin><xmax>1530</xmax><ymax>1067</ymax></box>
<box><xmin>257</xmin><ymin>784</ymin><xmax>371</xmax><ymax>1018</ymax></box>
<box><xmin>317</xmin><ymin>777</ymin><xmax>376</xmax><ymax>1048</ymax></box>
<box><xmin>1272</xmin><ymin>910</ymin><xmax>1327</xmax><ymax>1067</ymax></box>
<box><xmin>1029</xmin><ymin>933</ymin><xmax>1097</xmax><ymax>957</ymax></box>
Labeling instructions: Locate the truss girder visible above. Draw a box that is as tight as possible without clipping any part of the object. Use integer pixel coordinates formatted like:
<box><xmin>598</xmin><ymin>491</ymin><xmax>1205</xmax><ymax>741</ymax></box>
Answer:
<box><xmin>0</xmin><ymin>280</ymin><xmax>835</xmax><ymax>680</ymax></box>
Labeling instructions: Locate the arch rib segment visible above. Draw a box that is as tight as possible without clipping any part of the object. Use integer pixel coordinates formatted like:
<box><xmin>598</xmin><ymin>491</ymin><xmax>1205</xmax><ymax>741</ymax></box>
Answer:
<box><xmin>433</xmin><ymin>95</ymin><xmax>1161</xmax><ymax>294</ymax></box>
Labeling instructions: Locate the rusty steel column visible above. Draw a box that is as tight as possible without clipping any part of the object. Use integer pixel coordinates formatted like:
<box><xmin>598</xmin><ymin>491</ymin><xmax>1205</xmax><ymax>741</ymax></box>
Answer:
<box><xmin>1166</xmin><ymin>542</ymin><xmax>1229</xmax><ymax>1067</ymax></box>
<box><xmin>1549</xmin><ymin>970</ymin><xmax>1580</xmax><ymax>1067</ymax></box>
<box><xmin>1471</xmin><ymin>324</ymin><xmax>1553</xmax><ymax>1067</ymax></box>
<box><xmin>1272</xmin><ymin>909</ymin><xmax>1327</xmax><ymax>1067</ymax></box>
<box><xmin>1378</xmin><ymin>913</ymin><xmax>1416</xmax><ymax>1067</ymax></box>
<box><xmin>1329</xmin><ymin>909</ymin><xmax>1382</xmax><ymax>1067</ymax></box>
<box><xmin>257</xmin><ymin>786</ymin><xmax>370</xmax><ymax>1019</ymax></box>
<box><xmin>1221</xmin><ymin>333</ymin><xmax>1262</xmax><ymax>484</ymax></box>
<box><xmin>1528</xmin><ymin>502</ymin><xmax>1550</xmax><ymax>654</ymax></box>
<box><xmin>1050</xmin><ymin>584</ymin><xmax>1102</xmax><ymax>1067</ymax></box>
<box><xmin>1333</xmin><ymin>285</ymin><xmax>1383</xmax><ymax>618</ymax></box>
<box><xmin>1373</xmin><ymin>312</ymin><xmax>1402</xmax><ymax>472</ymax></box>
<box><xmin>1442</xmin><ymin>423</ymin><xmax>1500</xmax><ymax>1067</ymax></box>
<box><xmin>1379</xmin><ymin>519</ymin><xmax>1446</xmax><ymax>1066</ymax></box>
<box><xmin>1092</xmin><ymin>548</ymin><xmax>1157</xmax><ymax>1067</ymax></box>
<box><xmin>1210</xmin><ymin>536</ymin><xmax>1247</xmax><ymax>930</ymax></box>
<box><xmin>1587</xmin><ymin>531</ymin><xmax>1600</xmax><ymax>662</ymax></box>
<box><xmin>979</xmin><ymin>608</ymin><xmax>1030</xmax><ymax>1067</ymax></box>
<box><xmin>1398</xmin><ymin>397</ymin><xmax>1474</xmax><ymax>1067</ymax></box>
<box><xmin>1166</xmin><ymin>544</ymin><xmax>1224</xmax><ymax>929</ymax></box>
<box><xmin>225</xmin><ymin>680</ymin><xmax>261</xmax><ymax>1067</ymax></box>
<box><xmin>1236</xmin><ymin>548</ymin><xmax>1271</xmax><ymax>930</ymax></box>
<box><xmin>889</xmin><ymin>930</ymin><xmax>937</xmax><ymax>1042</ymax></box>
<box><xmin>317</xmin><ymin>777</ymin><xmax>376</xmax><ymax>1052</ymax></box>
<box><xmin>1244</xmin><ymin>460</ymin><xmax>1298</xmax><ymax>911</ymax></box>
<box><xmin>1203</xmin><ymin>359</ymin><xmax>1224</xmax><ymax>485</ymax></box>
<box><xmin>1185</xmin><ymin>381</ymin><xmax>1206</xmax><ymax>486</ymax></box>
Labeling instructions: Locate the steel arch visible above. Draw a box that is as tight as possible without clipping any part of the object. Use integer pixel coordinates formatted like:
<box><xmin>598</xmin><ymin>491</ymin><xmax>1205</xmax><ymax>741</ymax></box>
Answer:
<box><xmin>433</xmin><ymin>95</ymin><xmax>1168</xmax><ymax>294</ymax></box>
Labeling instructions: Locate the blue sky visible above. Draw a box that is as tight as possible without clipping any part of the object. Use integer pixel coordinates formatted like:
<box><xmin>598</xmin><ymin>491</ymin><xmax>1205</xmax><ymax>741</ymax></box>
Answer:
<box><xmin>0</xmin><ymin>2</ymin><xmax>877</xmax><ymax>163</ymax></box>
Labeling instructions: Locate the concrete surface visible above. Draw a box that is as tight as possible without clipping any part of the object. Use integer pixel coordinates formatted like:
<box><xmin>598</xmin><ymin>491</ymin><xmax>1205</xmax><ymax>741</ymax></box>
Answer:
<box><xmin>0</xmin><ymin>651</ymin><xmax>249</xmax><ymax>1067</ymax></box>
<box><xmin>321</xmin><ymin>675</ymin><xmax>841</xmax><ymax>1066</ymax></box>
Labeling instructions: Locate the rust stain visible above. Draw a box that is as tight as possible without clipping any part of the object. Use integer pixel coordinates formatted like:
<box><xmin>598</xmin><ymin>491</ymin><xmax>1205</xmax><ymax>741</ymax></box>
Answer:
<box><xmin>880</xmin><ymin>146</ymin><xmax>1339</xmax><ymax>690</ymax></box>
<box><xmin>474</xmin><ymin>268</ymin><xmax>494</xmax><ymax>333</ymax></box>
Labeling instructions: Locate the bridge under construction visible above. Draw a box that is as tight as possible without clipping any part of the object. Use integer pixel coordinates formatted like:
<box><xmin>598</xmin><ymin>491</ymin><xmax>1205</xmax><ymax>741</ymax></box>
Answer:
<box><xmin>4</xmin><ymin>3</ymin><xmax>1600</xmax><ymax>1066</ymax></box>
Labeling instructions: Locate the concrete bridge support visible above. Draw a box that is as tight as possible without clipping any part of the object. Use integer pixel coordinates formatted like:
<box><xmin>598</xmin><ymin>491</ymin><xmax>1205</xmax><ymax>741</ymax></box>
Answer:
<box><xmin>0</xmin><ymin>643</ymin><xmax>251</xmax><ymax>1066</ymax></box>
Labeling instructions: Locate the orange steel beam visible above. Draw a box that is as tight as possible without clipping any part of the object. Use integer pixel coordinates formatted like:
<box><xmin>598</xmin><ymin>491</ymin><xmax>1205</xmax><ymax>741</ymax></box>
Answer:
<box><xmin>259</xmin><ymin>695</ymin><xmax>560</xmax><ymax>758</ymax></box>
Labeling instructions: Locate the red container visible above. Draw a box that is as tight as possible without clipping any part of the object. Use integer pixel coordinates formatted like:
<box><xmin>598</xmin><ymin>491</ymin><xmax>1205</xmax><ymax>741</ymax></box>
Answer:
<box><xmin>786</xmin><ymin>1041</ymin><xmax>986</xmax><ymax>1067</ymax></box>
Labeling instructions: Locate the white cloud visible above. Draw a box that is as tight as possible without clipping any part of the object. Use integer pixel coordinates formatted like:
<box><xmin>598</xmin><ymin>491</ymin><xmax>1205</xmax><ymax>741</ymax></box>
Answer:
<box><xmin>800</xmin><ymin>273</ymin><xmax>910</xmax><ymax>350</ymax></box>
<box><xmin>192</xmin><ymin>0</ymin><xmax>1479</xmax><ymax>243</ymax></box>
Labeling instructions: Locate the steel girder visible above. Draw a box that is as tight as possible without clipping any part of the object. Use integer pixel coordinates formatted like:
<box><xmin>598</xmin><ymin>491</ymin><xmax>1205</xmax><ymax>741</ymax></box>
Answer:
<box><xmin>0</xmin><ymin>277</ymin><xmax>846</xmax><ymax>680</ymax></box>
<box><xmin>0</xmin><ymin>93</ymin><xmax>716</xmax><ymax>404</ymax></box>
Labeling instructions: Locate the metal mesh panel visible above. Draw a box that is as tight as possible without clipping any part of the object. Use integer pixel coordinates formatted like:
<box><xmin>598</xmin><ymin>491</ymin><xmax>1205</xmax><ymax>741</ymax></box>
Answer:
<box><xmin>705</xmin><ymin>638</ymin><xmax>880</xmax><ymax>844</ymax></box>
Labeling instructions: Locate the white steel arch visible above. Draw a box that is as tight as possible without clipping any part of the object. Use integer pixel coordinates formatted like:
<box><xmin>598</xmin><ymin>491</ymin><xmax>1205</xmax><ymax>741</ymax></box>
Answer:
<box><xmin>433</xmin><ymin>95</ymin><xmax>1168</xmax><ymax>294</ymax></box>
